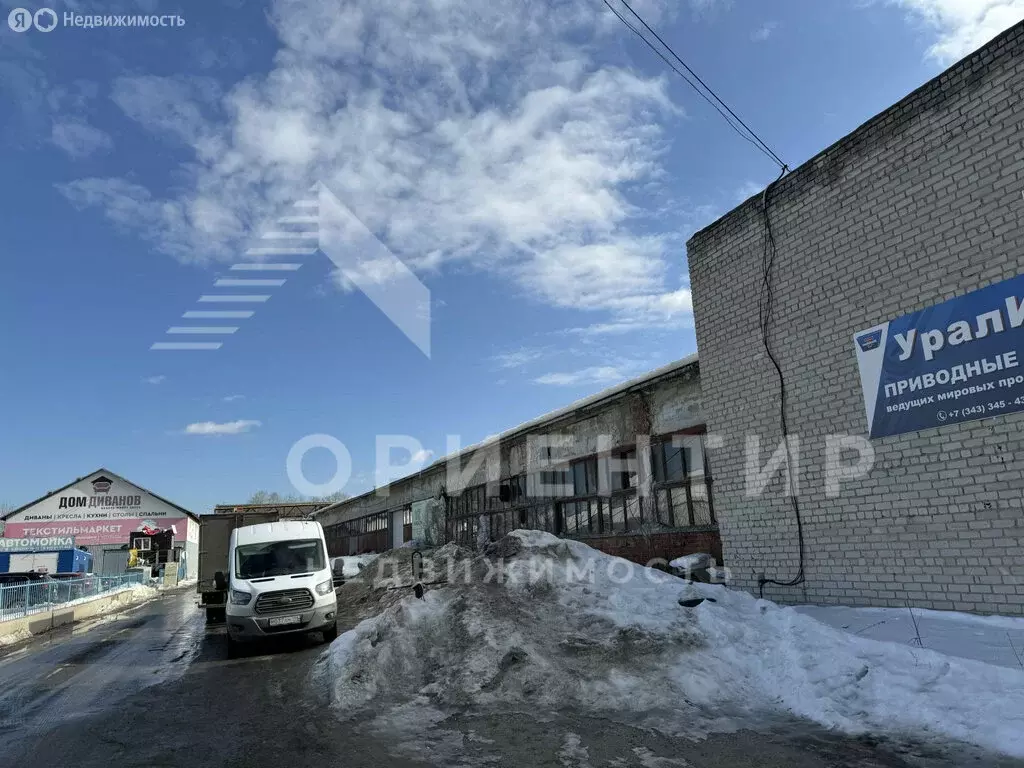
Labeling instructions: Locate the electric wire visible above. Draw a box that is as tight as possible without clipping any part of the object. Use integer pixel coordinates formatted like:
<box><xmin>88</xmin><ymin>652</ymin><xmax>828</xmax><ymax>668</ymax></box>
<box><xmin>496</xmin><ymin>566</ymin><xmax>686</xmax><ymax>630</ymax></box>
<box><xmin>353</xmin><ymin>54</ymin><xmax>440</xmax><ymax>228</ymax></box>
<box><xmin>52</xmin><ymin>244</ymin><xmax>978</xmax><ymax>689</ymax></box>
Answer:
<box><xmin>602</xmin><ymin>0</ymin><xmax>788</xmax><ymax>172</ymax></box>
<box><xmin>602</xmin><ymin>0</ymin><xmax>800</xmax><ymax>591</ymax></box>
<box><xmin>757</xmin><ymin>167</ymin><xmax>806</xmax><ymax>597</ymax></box>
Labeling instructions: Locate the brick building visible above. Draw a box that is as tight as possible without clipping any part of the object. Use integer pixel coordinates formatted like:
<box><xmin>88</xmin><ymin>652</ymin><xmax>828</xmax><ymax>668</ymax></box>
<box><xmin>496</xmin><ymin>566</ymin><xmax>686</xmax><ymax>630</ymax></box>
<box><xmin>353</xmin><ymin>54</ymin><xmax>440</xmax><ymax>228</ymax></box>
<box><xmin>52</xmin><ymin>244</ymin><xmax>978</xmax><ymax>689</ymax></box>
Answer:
<box><xmin>686</xmin><ymin>23</ymin><xmax>1024</xmax><ymax>613</ymax></box>
<box><xmin>317</xmin><ymin>355</ymin><xmax>721</xmax><ymax>566</ymax></box>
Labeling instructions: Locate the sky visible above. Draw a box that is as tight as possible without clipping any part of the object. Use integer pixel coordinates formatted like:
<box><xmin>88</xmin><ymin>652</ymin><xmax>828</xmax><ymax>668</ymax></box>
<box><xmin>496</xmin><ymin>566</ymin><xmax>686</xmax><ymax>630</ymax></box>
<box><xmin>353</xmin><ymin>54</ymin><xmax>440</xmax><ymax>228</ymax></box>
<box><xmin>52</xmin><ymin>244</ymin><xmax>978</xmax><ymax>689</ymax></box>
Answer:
<box><xmin>1</xmin><ymin>0</ymin><xmax>1022</xmax><ymax>514</ymax></box>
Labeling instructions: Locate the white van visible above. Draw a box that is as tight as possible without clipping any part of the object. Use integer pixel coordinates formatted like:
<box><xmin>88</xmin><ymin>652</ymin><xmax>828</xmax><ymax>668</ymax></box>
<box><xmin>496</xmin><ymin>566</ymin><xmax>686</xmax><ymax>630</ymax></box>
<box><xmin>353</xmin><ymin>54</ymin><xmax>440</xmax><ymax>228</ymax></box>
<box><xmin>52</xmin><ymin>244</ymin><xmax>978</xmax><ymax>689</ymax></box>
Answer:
<box><xmin>224</xmin><ymin>520</ymin><xmax>338</xmax><ymax>652</ymax></box>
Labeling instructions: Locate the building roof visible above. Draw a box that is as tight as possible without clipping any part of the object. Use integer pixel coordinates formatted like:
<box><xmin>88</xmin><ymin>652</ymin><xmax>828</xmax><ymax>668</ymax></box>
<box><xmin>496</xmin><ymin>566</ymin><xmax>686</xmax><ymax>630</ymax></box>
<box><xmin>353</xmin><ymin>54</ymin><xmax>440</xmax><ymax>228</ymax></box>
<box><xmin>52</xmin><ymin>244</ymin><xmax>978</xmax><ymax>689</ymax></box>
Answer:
<box><xmin>315</xmin><ymin>353</ymin><xmax>699</xmax><ymax>518</ymax></box>
<box><xmin>1</xmin><ymin>467</ymin><xmax>199</xmax><ymax>523</ymax></box>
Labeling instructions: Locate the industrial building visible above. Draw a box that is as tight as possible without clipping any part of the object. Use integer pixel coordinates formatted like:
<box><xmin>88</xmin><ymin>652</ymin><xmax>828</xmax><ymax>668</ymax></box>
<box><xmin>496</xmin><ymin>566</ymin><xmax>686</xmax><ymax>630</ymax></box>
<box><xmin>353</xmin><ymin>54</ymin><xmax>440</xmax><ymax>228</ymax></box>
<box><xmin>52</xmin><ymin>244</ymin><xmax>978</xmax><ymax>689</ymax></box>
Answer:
<box><xmin>1</xmin><ymin>468</ymin><xmax>200</xmax><ymax>578</ymax></box>
<box><xmin>319</xmin><ymin>23</ymin><xmax>1024</xmax><ymax>617</ymax></box>
<box><xmin>317</xmin><ymin>355</ymin><xmax>720</xmax><ymax>566</ymax></box>
<box><xmin>686</xmin><ymin>23</ymin><xmax>1024</xmax><ymax>613</ymax></box>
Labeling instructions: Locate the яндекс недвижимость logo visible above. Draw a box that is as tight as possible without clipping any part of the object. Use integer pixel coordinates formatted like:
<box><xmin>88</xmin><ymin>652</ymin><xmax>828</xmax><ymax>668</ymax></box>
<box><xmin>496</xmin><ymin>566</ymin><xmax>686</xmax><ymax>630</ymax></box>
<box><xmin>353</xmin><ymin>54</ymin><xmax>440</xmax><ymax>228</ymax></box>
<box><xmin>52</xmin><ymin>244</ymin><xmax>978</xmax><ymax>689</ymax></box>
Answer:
<box><xmin>7</xmin><ymin>7</ymin><xmax>57</xmax><ymax>32</ymax></box>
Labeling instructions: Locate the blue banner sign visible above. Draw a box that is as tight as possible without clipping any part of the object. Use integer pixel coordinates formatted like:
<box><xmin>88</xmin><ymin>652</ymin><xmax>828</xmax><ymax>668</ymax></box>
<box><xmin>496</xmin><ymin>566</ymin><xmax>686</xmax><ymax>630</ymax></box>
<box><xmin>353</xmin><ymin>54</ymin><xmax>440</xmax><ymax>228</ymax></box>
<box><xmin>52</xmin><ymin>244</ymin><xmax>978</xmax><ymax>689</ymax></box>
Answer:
<box><xmin>854</xmin><ymin>273</ymin><xmax>1024</xmax><ymax>438</ymax></box>
<box><xmin>0</xmin><ymin>536</ymin><xmax>76</xmax><ymax>552</ymax></box>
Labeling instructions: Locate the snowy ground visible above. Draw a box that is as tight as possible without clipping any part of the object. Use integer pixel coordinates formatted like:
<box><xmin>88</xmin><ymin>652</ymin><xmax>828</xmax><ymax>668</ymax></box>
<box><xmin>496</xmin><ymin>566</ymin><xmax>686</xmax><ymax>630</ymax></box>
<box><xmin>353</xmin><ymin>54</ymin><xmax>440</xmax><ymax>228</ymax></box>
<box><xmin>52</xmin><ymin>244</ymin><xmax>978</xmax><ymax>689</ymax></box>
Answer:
<box><xmin>319</xmin><ymin>531</ymin><xmax>1024</xmax><ymax>762</ymax></box>
<box><xmin>331</xmin><ymin>554</ymin><xmax>379</xmax><ymax>578</ymax></box>
<box><xmin>0</xmin><ymin>627</ymin><xmax>32</xmax><ymax>647</ymax></box>
<box><xmin>796</xmin><ymin>604</ymin><xmax>1024</xmax><ymax>671</ymax></box>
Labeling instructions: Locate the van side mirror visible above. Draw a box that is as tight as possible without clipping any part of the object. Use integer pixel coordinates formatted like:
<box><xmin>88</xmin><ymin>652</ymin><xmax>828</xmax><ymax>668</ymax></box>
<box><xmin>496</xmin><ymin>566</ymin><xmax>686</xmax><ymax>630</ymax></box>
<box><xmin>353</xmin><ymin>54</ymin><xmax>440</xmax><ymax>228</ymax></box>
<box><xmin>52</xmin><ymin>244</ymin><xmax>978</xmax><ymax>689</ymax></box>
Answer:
<box><xmin>214</xmin><ymin>571</ymin><xmax>227</xmax><ymax>591</ymax></box>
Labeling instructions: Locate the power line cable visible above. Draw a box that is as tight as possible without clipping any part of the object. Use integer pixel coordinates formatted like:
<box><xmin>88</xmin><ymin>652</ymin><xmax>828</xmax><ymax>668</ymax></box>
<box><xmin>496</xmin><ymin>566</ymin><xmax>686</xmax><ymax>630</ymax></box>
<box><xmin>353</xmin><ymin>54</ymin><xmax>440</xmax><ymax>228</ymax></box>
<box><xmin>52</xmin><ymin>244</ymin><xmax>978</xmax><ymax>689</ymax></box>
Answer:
<box><xmin>602</xmin><ymin>0</ymin><xmax>798</xmax><ymax>592</ymax></box>
<box><xmin>601</xmin><ymin>0</ymin><xmax>788</xmax><ymax>172</ymax></box>
<box><xmin>616</xmin><ymin>0</ymin><xmax>787</xmax><ymax>169</ymax></box>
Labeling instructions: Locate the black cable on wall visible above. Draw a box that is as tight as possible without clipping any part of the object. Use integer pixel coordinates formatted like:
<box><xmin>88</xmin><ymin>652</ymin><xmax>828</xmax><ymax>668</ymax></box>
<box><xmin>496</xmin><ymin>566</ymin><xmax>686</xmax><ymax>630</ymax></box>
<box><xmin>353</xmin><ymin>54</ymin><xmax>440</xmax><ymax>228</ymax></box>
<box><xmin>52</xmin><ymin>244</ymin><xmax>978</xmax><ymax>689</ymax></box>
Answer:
<box><xmin>757</xmin><ymin>169</ymin><xmax>806</xmax><ymax>598</ymax></box>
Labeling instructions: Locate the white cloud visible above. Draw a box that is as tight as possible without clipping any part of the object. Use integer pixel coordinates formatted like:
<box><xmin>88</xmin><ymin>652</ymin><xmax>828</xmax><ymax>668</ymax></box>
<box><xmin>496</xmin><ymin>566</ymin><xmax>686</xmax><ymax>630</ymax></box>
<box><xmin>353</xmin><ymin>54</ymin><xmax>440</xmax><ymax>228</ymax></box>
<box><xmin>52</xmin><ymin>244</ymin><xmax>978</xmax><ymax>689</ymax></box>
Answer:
<box><xmin>142</xmin><ymin>375</ymin><xmax>166</xmax><ymax>385</ymax></box>
<box><xmin>51</xmin><ymin>120</ymin><xmax>113</xmax><ymax>158</ymax></box>
<box><xmin>110</xmin><ymin>75</ymin><xmax>221</xmax><ymax>147</ymax></box>
<box><xmin>184</xmin><ymin>419</ymin><xmax>261</xmax><ymax>435</ymax></box>
<box><xmin>491</xmin><ymin>348</ymin><xmax>545</xmax><ymax>369</ymax></box>
<box><xmin>751</xmin><ymin>21</ymin><xmax>778</xmax><ymax>41</ymax></box>
<box><xmin>60</xmin><ymin>0</ymin><xmax>693</xmax><ymax>333</ymax></box>
<box><xmin>892</xmin><ymin>0</ymin><xmax>1024</xmax><ymax>62</ymax></box>
<box><xmin>534</xmin><ymin>365</ymin><xmax>627</xmax><ymax>386</ymax></box>
<box><xmin>222</xmin><ymin>394</ymin><xmax>245</xmax><ymax>402</ymax></box>
<box><xmin>57</xmin><ymin>177</ymin><xmax>242</xmax><ymax>263</ymax></box>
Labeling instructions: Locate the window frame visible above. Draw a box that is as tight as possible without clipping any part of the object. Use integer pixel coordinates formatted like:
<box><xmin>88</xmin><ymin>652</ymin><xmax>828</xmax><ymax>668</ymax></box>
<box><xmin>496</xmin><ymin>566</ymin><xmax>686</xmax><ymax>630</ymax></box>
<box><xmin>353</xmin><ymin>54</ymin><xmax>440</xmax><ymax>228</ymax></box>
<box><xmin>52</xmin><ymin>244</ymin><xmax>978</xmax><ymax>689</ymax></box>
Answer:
<box><xmin>649</xmin><ymin>429</ymin><xmax>715</xmax><ymax>528</ymax></box>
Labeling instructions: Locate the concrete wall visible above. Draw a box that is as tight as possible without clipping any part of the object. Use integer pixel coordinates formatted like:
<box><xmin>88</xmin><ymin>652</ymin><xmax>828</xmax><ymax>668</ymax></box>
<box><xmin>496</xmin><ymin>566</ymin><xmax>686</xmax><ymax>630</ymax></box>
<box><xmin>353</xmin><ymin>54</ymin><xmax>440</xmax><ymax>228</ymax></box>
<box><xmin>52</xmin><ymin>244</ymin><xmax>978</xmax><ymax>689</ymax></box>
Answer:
<box><xmin>0</xmin><ymin>584</ymin><xmax>155</xmax><ymax>643</ymax></box>
<box><xmin>686</xmin><ymin>24</ymin><xmax>1024</xmax><ymax>613</ymax></box>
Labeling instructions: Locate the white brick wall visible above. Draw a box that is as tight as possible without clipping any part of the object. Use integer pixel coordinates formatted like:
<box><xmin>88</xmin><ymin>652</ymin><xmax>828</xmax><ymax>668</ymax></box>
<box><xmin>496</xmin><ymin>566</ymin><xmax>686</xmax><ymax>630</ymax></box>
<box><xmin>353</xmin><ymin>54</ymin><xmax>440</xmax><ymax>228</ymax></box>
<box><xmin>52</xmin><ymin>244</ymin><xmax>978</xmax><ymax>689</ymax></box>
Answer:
<box><xmin>686</xmin><ymin>24</ymin><xmax>1024</xmax><ymax>615</ymax></box>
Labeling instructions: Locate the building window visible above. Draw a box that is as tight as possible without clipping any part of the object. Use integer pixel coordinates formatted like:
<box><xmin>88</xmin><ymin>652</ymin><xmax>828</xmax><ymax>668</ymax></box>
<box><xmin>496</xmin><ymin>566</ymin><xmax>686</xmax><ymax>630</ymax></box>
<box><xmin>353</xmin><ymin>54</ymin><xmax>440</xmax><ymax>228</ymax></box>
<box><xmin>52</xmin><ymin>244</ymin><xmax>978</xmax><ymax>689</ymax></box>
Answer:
<box><xmin>651</xmin><ymin>433</ymin><xmax>714</xmax><ymax>528</ymax></box>
<box><xmin>652</xmin><ymin>441</ymin><xmax>685</xmax><ymax>484</ymax></box>
<box><xmin>608</xmin><ymin>448</ymin><xmax>637</xmax><ymax>492</ymax></box>
<box><xmin>571</xmin><ymin>457</ymin><xmax>598</xmax><ymax>497</ymax></box>
<box><xmin>533</xmin><ymin>470</ymin><xmax>572</xmax><ymax>497</ymax></box>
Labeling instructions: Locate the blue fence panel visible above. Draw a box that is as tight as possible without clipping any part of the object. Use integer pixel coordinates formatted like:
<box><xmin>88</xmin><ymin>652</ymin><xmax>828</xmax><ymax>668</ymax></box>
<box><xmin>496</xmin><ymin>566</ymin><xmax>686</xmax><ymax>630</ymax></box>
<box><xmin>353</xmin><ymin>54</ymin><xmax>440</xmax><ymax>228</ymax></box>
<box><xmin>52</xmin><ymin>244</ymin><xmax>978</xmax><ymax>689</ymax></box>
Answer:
<box><xmin>0</xmin><ymin>572</ymin><xmax>144</xmax><ymax>623</ymax></box>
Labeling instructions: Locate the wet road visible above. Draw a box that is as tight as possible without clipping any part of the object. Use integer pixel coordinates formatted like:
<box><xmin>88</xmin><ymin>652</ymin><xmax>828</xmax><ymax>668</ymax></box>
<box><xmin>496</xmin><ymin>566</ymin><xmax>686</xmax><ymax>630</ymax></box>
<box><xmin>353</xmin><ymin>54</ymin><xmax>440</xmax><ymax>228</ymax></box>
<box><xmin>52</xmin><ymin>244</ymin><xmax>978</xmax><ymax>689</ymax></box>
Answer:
<box><xmin>0</xmin><ymin>586</ymin><xmax>415</xmax><ymax>768</ymax></box>
<box><xmin>0</xmin><ymin>589</ymin><xmax>1019</xmax><ymax>768</ymax></box>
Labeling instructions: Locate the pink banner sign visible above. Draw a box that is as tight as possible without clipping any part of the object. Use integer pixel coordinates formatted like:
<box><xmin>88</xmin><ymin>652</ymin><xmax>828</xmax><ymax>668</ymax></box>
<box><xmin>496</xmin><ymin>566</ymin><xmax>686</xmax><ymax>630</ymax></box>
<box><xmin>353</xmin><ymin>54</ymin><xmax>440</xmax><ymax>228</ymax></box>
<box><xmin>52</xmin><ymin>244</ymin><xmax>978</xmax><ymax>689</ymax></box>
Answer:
<box><xmin>3</xmin><ymin>517</ymin><xmax>187</xmax><ymax>546</ymax></box>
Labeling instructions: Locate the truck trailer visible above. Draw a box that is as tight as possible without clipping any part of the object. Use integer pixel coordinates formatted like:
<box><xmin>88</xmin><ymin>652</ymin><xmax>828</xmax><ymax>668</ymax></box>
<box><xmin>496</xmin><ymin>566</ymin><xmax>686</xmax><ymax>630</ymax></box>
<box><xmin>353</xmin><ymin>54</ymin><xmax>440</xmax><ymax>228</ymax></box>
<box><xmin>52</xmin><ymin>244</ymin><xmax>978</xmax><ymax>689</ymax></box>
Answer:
<box><xmin>198</xmin><ymin>510</ymin><xmax>280</xmax><ymax>622</ymax></box>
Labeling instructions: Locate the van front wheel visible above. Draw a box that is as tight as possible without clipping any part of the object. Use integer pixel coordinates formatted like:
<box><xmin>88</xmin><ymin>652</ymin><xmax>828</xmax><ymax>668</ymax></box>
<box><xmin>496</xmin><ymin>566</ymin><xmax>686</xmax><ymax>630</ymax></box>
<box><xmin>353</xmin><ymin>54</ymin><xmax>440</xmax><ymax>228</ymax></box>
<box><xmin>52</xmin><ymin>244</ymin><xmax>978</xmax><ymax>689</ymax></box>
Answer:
<box><xmin>322</xmin><ymin>621</ymin><xmax>338</xmax><ymax>643</ymax></box>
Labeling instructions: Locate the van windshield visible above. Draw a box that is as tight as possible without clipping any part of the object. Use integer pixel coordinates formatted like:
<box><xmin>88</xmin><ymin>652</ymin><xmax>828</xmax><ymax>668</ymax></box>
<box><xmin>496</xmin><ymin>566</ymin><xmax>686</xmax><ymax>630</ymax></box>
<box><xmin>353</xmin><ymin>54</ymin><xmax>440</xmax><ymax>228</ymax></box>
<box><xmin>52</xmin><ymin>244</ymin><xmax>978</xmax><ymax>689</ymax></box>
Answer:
<box><xmin>235</xmin><ymin>539</ymin><xmax>325</xmax><ymax>579</ymax></box>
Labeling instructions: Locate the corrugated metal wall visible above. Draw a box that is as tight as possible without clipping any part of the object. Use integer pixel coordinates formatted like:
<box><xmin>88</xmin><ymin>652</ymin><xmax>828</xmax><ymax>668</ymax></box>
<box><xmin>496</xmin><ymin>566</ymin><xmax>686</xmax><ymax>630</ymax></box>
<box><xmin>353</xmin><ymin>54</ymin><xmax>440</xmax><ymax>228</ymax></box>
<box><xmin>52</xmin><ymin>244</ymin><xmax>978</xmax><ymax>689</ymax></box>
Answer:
<box><xmin>95</xmin><ymin>546</ymin><xmax>129</xmax><ymax>575</ymax></box>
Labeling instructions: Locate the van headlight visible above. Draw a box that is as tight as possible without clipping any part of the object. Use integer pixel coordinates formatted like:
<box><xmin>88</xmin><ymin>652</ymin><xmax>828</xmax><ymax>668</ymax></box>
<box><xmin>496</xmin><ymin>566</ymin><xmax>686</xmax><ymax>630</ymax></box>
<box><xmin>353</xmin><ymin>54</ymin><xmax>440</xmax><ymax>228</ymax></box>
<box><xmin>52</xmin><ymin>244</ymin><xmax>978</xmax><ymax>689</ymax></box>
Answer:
<box><xmin>229</xmin><ymin>588</ymin><xmax>252</xmax><ymax>605</ymax></box>
<box><xmin>315</xmin><ymin>579</ymin><xmax>334</xmax><ymax>596</ymax></box>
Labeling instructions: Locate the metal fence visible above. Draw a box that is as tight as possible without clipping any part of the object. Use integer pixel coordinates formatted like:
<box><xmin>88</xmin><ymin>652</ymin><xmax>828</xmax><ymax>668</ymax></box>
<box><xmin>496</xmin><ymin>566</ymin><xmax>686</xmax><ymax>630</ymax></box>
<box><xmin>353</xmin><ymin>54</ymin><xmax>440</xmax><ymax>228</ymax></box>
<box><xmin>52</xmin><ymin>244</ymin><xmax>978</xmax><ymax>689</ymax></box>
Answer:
<box><xmin>0</xmin><ymin>573</ymin><xmax>144</xmax><ymax>622</ymax></box>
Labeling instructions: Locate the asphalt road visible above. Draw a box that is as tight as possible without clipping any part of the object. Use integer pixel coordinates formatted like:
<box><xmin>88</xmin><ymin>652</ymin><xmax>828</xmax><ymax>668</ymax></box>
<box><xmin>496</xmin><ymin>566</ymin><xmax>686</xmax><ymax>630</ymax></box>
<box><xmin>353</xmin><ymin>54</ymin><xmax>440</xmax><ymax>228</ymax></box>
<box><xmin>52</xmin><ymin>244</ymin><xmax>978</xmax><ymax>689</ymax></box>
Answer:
<box><xmin>0</xmin><ymin>589</ymin><xmax>1018</xmax><ymax>768</ymax></box>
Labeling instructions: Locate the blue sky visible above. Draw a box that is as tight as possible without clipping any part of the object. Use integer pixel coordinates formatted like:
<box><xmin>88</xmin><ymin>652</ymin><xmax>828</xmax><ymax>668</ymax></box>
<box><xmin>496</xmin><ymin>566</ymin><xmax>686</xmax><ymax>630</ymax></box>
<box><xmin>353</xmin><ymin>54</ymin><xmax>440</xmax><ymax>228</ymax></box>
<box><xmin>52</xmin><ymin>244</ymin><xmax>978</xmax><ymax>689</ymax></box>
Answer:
<box><xmin>2</xmin><ymin>0</ymin><xmax>1021</xmax><ymax>513</ymax></box>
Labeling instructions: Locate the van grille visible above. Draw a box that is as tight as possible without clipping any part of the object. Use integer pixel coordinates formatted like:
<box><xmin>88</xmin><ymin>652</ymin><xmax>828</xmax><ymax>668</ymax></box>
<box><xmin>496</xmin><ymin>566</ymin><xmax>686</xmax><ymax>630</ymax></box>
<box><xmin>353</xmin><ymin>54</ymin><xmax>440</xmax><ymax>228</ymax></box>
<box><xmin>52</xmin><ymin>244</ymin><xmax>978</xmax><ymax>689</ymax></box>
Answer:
<box><xmin>254</xmin><ymin>588</ymin><xmax>314</xmax><ymax>615</ymax></box>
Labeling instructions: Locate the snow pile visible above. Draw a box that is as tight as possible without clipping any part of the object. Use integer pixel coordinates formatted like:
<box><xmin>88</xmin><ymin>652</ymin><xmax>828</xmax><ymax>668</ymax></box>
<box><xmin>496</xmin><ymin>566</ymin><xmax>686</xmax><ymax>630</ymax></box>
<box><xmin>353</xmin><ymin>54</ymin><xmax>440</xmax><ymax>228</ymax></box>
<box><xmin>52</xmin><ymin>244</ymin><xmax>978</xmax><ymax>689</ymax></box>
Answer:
<box><xmin>321</xmin><ymin>531</ymin><xmax>1024</xmax><ymax>757</ymax></box>
<box><xmin>0</xmin><ymin>627</ymin><xmax>32</xmax><ymax>647</ymax></box>
<box><xmin>123</xmin><ymin>583</ymin><xmax>159</xmax><ymax>603</ymax></box>
<box><xmin>668</xmin><ymin>552</ymin><xmax>711</xmax><ymax>572</ymax></box>
<box><xmin>797</xmin><ymin>604</ymin><xmax>1024</xmax><ymax>670</ymax></box>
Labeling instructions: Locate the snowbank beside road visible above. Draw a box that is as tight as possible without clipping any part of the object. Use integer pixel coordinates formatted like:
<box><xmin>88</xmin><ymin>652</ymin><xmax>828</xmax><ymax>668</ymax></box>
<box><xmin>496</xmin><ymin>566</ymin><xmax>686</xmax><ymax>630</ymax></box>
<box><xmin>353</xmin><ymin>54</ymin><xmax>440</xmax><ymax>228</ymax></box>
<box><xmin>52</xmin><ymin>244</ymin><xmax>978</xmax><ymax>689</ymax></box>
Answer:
<box><xmin>796</xmin><ymin>603</ymin><xmax>1024</xmax><ymax>670</ymax></box>
<box><xmin>322</xmin><ymin>531</ymin><xmax>1024</xmax><ymax>757</ymax></box>
<box><xmin>125</xmin><ymin>583</ymin><xmax>159</xmax><ymax>602</ymax></box>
